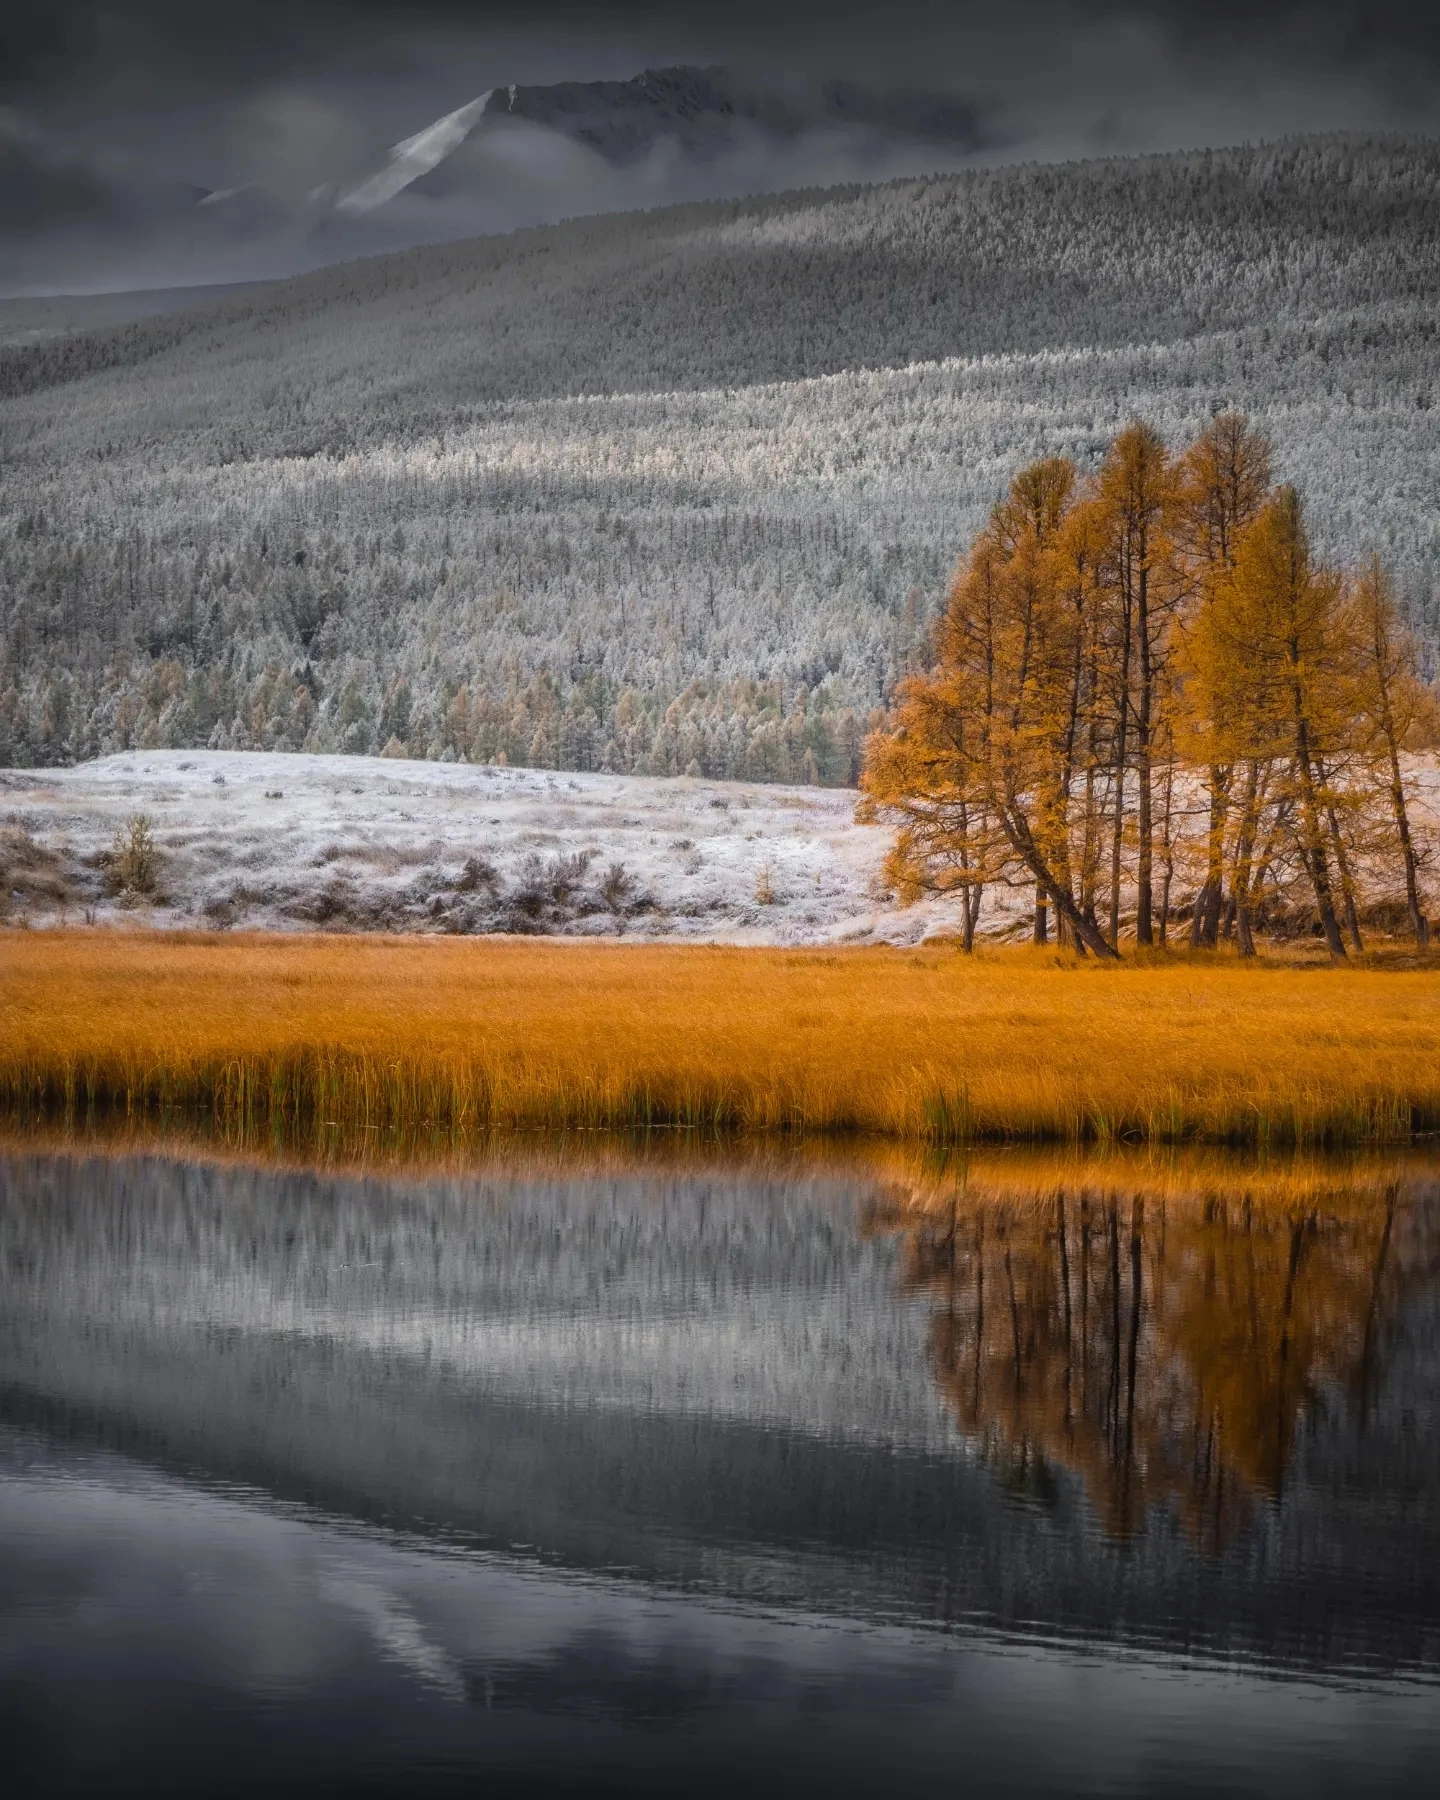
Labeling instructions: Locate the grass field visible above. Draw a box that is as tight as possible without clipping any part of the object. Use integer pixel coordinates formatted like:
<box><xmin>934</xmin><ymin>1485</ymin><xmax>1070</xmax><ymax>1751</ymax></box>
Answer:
<box><xmin>4</xmin><ymin>930</ymin><xmax>1440</xmax><ymax>1147</ymax></box>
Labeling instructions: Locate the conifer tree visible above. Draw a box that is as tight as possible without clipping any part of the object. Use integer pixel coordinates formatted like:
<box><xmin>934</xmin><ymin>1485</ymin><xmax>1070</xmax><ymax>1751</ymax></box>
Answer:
<box><xmin>1094</xmin><ymin>424</ymin><xmax>1179</xmax><ymax>947</ymax></box>
<box><xmin>1203</xmin><ymin>488</ymin><xmax>1353</xmax><ymax>956</ymax></box>
<box><xmin>865</xmin><ymin>457</ymin><xmax>1118</xmax><ymax>960</ymax></box>
<box><xmin>1174</xmin><ymin>413</ymin><xmax>1274</xmax><ymax>947</ymax></box>
<box><xmin>1353</xmin><ymin>557</ymin><xmax>1432</xmax><ymax>948</ymax></box>
<box><xmin>865</xmin><ymin>419</ymin><xmax>1435</xmax><ymax>958</ymax></box>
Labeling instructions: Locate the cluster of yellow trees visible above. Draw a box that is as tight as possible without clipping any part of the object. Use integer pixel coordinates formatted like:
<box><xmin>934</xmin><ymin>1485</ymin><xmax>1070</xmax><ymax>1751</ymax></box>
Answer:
<box><xmin>863</xmin><ymin>415</ymin><xmax>1435</xmax><ymax>959</ymax></box>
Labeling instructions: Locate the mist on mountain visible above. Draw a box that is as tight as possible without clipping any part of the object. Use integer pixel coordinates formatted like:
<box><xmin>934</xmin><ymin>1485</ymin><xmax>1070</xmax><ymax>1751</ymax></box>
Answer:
<box><xmin>0</xmin><ymin>65</ymin><xmax>994</xmax><ymax>294</ymax></box>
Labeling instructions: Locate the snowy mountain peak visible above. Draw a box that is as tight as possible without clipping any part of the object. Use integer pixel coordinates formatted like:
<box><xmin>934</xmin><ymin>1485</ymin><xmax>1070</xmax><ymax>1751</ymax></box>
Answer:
<box><xmin>337</xmin><ymin>90</ymin><xmax>496</xmax><ymax>217</ymax></box>
<box><xmin>498</xmin><ymin>65</ymin><xmax>986</xmax><ymax>166</ymax></box>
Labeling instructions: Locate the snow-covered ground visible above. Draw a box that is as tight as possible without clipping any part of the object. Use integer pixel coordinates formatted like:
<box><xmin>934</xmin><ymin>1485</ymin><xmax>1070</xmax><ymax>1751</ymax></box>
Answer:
<box><xmin>0</xmin><ymin>750</ymin><xmax>994</xmax><ymax>944</ymax></box>
<box><xmin>10</xmin><ymin>749</ymin><xmax>1433</xmax><ymax>943</ymax></box>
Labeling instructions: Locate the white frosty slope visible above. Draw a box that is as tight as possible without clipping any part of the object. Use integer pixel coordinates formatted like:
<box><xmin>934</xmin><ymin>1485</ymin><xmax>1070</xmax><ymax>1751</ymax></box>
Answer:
<box><xmin>0</xmin><ymin>749</ymin><xmax>1003</xmax><ymax>943</ymax></box>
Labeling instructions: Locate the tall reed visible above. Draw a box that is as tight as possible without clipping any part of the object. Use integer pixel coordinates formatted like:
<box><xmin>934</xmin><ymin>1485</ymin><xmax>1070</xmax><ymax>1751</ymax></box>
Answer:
<box><xmin>4</xmin><ymin>931</ymin><xmax>1439</xmax><ymax>1147</ymax></box>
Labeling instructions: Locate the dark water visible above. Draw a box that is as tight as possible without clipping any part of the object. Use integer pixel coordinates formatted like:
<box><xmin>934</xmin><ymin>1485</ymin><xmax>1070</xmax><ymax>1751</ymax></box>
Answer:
<box><xmin>2</xmin><ymin>1144</ymin><xmax>1439</xmax><ymax>1797</ymax></box>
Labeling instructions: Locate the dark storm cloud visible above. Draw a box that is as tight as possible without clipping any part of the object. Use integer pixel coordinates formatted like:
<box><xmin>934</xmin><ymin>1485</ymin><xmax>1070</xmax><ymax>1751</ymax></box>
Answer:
<box><xmin>1113</xmin><ymin>2</ymin><xmax>1440</xmax><ymax>57</ymax></box>
<box><xmin>8</xmin><ymin>6</ymin><xmax>1440</xmax><ymax>141</ymax></box>
<box><xmin>4</xmin><ymin>2</ymin><xmax>1438</xmax><ymax>292</ymax></box>
<box><xmin>8</xmin><ymin>2</ymin><xmax>1440</xmax><ymax>65</ymax></box>
<box><xmin>8</xmin><ymin>3</ymin><xmax>1440</xmax><ymax>93</ymax></box>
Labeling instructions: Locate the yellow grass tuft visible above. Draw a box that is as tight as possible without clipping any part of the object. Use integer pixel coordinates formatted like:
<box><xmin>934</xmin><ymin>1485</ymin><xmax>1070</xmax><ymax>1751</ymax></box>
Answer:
<box><xmin>4</xmin><ymin>930</ymin><xmax>1440</xmax><ymax>1147</ymax></box>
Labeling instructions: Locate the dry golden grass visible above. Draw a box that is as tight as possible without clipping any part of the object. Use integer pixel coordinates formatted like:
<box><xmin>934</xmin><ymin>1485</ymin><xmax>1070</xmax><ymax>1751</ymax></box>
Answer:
<box><xmin>4</xmin><ymin>929</ymin><xmax>1440</xmax><ymax>1146</ymax></box>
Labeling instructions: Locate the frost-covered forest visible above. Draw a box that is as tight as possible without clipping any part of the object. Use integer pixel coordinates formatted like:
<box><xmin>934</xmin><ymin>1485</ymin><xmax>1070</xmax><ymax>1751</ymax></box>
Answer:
<box><xmin>2</xmin><ymin>135</ymin><xmax>1438</xmax><ymax>777</ymax></box>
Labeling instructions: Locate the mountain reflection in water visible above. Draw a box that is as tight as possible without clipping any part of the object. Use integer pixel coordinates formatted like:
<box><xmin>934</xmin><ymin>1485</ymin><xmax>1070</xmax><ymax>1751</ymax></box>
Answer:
<box><xmin>1</xmin><ymin>1137</ymin><xmax>1439</xmax><ymax>1797</ymax></box>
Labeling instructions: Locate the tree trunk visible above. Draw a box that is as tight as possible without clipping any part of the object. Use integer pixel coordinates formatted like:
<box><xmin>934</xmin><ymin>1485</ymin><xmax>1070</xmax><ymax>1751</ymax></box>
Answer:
<box><xmin>1108</xmin><ymin>764</ymin><xmax>1126</xmax><ymax>951</ymax></box>
<box><xmin>1001</xmin><ymin>804</ymin><xmax>1121</xmax><ymax>960</ymax></box>
<box><xmin>1385</xmin><ymin>737</ymin><xmax>1429</xmax><ymax>948</ymax></box>
<box><xmin>1201</xmin><ymin>878</ymin><xmax>1225</xmax><ymax>947</ymax></box>
<box><xmin>1295</xmin><ymin>763</ymin><xmax>1346</xmax><ymax>956</ymax></box>
<box><xmin>1231</xmin><ymin>762</ymin><xmax>1262</xmax><ymax>958</ymax></box>
<box><xmin>1081</xmin><ymin>716</ymin><xmax>1102</xmax><ymax>935</ymax></box>
<box><xmin>1158</xmin><ymin>754</ymin><xmax>1175</xmax><ymax>948</ymax></box>
<box><xmin>1108</xmin><ymin>611</ymin><xmax>1132</xmax><ymax>951</ymax></box>
<box><xmin>1290</xmin><ymin>671</ymin><xmax>1346</xmax><ymax>958</ymax></box>
<box><xmin>1190</xmin><ymin>769</ymin><xmax>1229</xmax><ymax>948</ymax></box>
<box><xmin>1303</xmin><ymin>836</ymin><xmax>1347</xmax><ymax>957</ymax></box>
<box><xmin>1036</xmin><ymin>865</ymin><xmax>1116</xmax><ymax>960</ymax></box>
<box><xmin>1135</xmin><ymin>562</ymin><xmax>1154</xmax><ymax>946</ymax></box>
<box><xmin>1326</xmin><ymin>799</ymin><xmax>1364</xmax><ymax>953</ymax></box>
<box><xmin>1364</xmin><ymin>571</ymin><xmax>1429</xmax><ymax>949</ymax></box>
<box><xmin>962</xmin><ymin>881</ymin><xmax>981</xmax><ymax>953</ymax></box>
<box><xmin>1033</xmin><ymin>890</ymin><xmax>1049</xmax><ymax>946</ymax></box>
<box><xmin>1235</xmin><ymin>896</ymin><xmax>1256</xmax><ymax>958</ymax></box>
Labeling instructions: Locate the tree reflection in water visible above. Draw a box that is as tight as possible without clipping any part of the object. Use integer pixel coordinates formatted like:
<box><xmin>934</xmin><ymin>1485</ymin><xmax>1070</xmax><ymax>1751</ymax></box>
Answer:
<box><xmin>866</xmin><ymin>1157</ymin><xmax>1440</xmax><ymax>1549</ymax></box>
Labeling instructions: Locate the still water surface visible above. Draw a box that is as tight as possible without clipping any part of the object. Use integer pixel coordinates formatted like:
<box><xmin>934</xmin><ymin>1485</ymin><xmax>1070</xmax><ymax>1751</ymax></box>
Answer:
<box><xmin>2</xmin><ymin>1140</ymin><xmax>1438</xmax><ymax>1795</ymax></box>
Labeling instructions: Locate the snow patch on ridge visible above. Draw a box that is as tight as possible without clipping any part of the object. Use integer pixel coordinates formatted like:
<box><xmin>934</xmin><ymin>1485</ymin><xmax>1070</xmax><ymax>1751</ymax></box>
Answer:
<box><xmin>338</xmin><ymin>92</ymin><xmax>495</xmax><ymax>216</ymax></box>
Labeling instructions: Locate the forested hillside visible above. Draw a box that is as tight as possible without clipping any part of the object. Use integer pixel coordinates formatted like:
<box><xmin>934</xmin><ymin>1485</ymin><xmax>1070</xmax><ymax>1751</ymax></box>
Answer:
<box><xmin>2</xmin><ymin>135</ymin><xmax>1438</xmax><ymax>775</ymax></box>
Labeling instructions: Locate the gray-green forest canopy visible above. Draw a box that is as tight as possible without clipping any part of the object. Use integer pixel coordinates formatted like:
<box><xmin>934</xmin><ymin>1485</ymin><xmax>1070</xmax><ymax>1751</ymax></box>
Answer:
<box><xmin>1</xmin><ymin>135</ymin><xmax>1437</xmax><ymax>777</ymax></box>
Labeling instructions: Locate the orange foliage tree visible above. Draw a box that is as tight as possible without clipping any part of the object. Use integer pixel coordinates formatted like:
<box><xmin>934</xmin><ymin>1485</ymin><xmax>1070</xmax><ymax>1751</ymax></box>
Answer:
<box><xmin>863</xmin><ymin>415</ymin><xmax>1436</xmax><ymax>957</ymax></box>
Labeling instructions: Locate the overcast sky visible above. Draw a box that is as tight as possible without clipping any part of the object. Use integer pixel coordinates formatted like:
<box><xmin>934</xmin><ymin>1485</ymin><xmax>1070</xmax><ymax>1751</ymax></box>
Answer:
<box><xmin>4</xmin><ymin>3</ymin><xmax>1439</xmax><ymax>290</ymax></box>
<box><xmin>8</xmin><ymin>2</ymin><xmax>1440</xmax><ymax>156</ymax></box>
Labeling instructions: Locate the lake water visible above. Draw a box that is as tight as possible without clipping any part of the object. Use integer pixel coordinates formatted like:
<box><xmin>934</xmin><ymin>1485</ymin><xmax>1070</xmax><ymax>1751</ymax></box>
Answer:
<box><xmin>2</xmin><ymin>1139</ymin><xmax>1439</xmax><ymax>1796</ymax></box>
